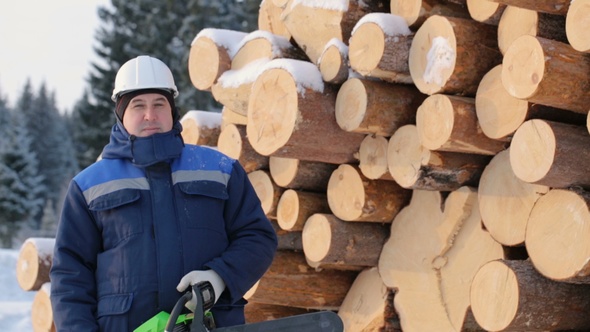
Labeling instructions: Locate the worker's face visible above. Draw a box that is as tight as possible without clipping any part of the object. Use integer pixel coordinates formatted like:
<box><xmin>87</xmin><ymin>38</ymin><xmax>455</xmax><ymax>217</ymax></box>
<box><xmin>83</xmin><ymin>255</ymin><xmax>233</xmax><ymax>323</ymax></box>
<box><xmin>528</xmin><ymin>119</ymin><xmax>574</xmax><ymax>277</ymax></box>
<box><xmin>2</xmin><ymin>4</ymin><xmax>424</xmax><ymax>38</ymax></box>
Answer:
<box><xmin>123</xmin><ymin>93</ymin><xmax>173</xmax><ymax>137</ymax></box>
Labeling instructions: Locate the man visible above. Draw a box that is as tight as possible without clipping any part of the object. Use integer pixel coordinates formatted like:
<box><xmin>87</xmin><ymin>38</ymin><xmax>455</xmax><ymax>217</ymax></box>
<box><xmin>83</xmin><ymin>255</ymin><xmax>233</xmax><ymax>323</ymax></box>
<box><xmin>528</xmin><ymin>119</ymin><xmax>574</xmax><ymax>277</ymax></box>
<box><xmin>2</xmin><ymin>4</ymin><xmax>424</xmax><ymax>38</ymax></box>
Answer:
<box><xmin>50</xmin><ymin>55</ymin><xmax>278</xmax><ymax>331</ymax></box>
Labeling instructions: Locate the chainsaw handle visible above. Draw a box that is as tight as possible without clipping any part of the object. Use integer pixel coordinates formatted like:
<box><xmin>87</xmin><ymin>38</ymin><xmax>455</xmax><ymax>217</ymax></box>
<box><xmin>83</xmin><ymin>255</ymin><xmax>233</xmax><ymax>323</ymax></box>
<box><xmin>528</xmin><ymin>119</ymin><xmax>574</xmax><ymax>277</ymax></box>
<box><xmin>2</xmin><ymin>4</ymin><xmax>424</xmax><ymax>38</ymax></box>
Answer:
<box><xmin>164</xmin><ymin>291</ymin><xmax>193</xmax><ymax>332</ymax></box>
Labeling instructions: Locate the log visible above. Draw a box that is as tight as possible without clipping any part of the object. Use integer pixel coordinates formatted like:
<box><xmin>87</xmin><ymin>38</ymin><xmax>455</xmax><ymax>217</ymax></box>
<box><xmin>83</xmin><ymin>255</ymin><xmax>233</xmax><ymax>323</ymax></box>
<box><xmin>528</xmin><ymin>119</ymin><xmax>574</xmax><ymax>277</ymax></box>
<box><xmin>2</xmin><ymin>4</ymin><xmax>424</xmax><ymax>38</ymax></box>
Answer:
<box><xmin>247</xmin><ymin>169</ymin><xmax>285</xmax><ymax>219</ymax></box>
<box><xmin>335</xmin><ymin>78</ymin><xmax>424</xmax><ymax>136</ymax></box>
<box><xmin>475</xmin><ymin>64</ymin><xmax>587</xmax><ymax>140</ymax></box>
<box><xmin>268</xmin><ymin>156</ymin><xmax>337</xmax><ymax>192</ymax></box>
<box><xmin>231</xmin><ymin>30</ymin><xmax>307</xmax><ymax>70</ymax></box>
<box><xmin>257</xmin><ymin>0</ymin><xmax>292</xmax><ymax>40</ymax></box>
<box><xmin>281</xmin><ymin>0</ymin><xmax>389</xmax><ymax>64</ymax></box>
<box><xmin>488</xmin><ymin>0</ymin><xmax>570</xmax><ymax>15</ymax></box>
<box><xmin>318</xmin><ymin>38</ymin><xmax>350</xmax><ymax>84</ymax></box>
<box><xmin>378</xmin><ymin>187</ymin><xmax>504</xmax><ymax>332</ymax></box>
<box><xmin>509</xmin><ymin>119</ymin><xmax>590</xmax><ymax>188</ymax></box>
<box><xmin>501</xmin><ymin>35</ymin><xmax>590</xmax><ymax>114</ymax></box>
<box><xmin>276</xmin><ymin>189</ymin><xmax>331</xmax><ymax>232</ymax></box>
<box><xmin>188</xmin><ymin>28</ymin><xmax>246</xmax><ymax>91</ymax></box>
<box><xmin>270</xmin><ymin>220</ymin><xmax>304</xmax><ymax>252</ymax></box>
<box><xmin>327</xmin><ymin>164</ymin><xmax>411</xmax><ymax>222</ymax></box>
<box><xmin>415</xmin><ymin>93</ymin><xmax>508</xmax><ymax>155</ymax></box>
<box><xmin>348</xmin><ymin>13</ymin><xmax>414</xmax><ymax>84</ymax></box>
<box><xmin>470</xmin><ymin>259</ymin><xmax>590</xmax><ymax>331</ymax></box>
<box><xmin>245</xmin><ymin>302</ymin><xmax>313</xmax><ymax>324</ymax></box>
<box><xmin>302</xmin><ymin>213</ymin><xmax>389</xmax><ymax>268</ymax></box>
<box><xmin>566</xmin><ymin>0</ymin><xmax>590</xmax><ymax>53</ymax></box>
<box><xmin>246</xmin><ymin>59</ymin><xmax>366</xmax><ymax>164</ymax></box>
<box><xmin>387</xmin><ymin>125</ymin><xmax>491</xmax><ymax>191</ymax></box>
<box><xmin>247</xmin><ymin>250</ymin><xmax>358</xmax><ymax>310</ymax></box>
<box><xmin>31</xmin><ymin>283</ymin><xmax>55</xmax><ymax>332</ymax></box>
<box><xmin>477</xmin><ymin>149</ymin><xmax>549</xmax><ymax>247</ymax></box>
<box><xmin>337</xmin><ymin>267</ymin><xmax>388</xmax><ymax>332</ymax></box>
<box><xmin>179</xmin><ymin>110</ymin><xmax>222</xmax><ymax>147</ymax></box>
<box><xmin>466</xmin><ymin>0</ymin><xmax>505</xmax><ymax>25</ymax></box>
<box><xmin>408</xmin><ymin>15</ymin><xmax>501</xmax><ymax>96</ymax></box>
<box><xmin>390</xmin><ymin>0</ymin><xmax>471</xmax><ymax>28</ymax></box>
<box><xmin>497</xmin><ymin>5</ymin><xmax>567</xmax><ymax>55</ymax></box>
<box><xmin>525</xmin><ymin>188</ymin><xmax>590</xmax><ymax>283</ymax></box>
<box><xmin>358</xmin><ymin>134</ymin><xmax>393</xmax><ymax>181</ymax></box>
<box><xmin>217</xmin><ymin>123</ymin><xmax>269</xmax><ymax>173</ymax></box>
<box><xmin>220</xmin><ymin>106</ymin><xmax>247</xmax><ymax>127</ymax></box>
<box><xmin>211</xmin><ymin>59</ymin><xmax>266</xmax><ymax>116</ymax></box>
<box><xmin>16</xmin><ymin>237</ymin><xmax>55</xmax><ymax>292</ymax></box>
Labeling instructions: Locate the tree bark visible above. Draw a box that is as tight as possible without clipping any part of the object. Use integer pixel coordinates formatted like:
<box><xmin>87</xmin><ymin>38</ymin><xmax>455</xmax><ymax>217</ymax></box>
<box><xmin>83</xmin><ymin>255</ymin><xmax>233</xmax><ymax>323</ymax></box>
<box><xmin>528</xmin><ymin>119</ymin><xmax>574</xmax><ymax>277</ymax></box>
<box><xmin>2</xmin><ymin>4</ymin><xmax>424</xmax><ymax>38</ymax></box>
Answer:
<box><xmin>318</xmin><ymin>38</ymin><xmax>350</xmax><ymax>84</ymax></box>
<box><xmin>248</xmin><ymin>169</ymin><xmax>285</xmax><ymax>219</ymax></box>
<box><xmin>416</xmin><ymin>94</ymin><xmax>508</xmax><ymax>155</ymax></box>
<box><xmin>409</xmin><ymin>15</ymin><xmax>501</xmax><ymax>96</ymax></box>
<box><xmin>387</xmin><ymin>125</ymin><xmax>491</xmax><ymax>191</ymax></box>
<box><xmin>358</xmin><ymin>134</ymin><xmax>393</xmax><ymax>181</ymax></box>
<box><xmin>281</xmin><ymin>0</ymin><xmax>389</xmax><ymax>63</ymax></box>
<box><xmin>497</xmin><ymin>6</ymin><xmax>567</xmax><ymax>55</ymax></box>
<box><xmin>335</xmin><ymin>78</ymin><xmax>424</xmax><ymax>136</ymax></box>
<box><xmin>270</xmin><ymin>220</ymin><xmax>304</xmax><ymax>252</ymax></box>
<box><xmin>566</xmin><ymin>0</ymin><xmax>590</xmax><ymax>53</ymax></box>
<box><xmin>247</xmin><ymin>59</ymin><xmax>366</xmax><ymax>164</ymax></box>
<box><xmin>302</xmin><ymin>213</ymin><xmax>389</xmax><ymax>268</ymax></box>
<box><xmin>268</xmin><ymin>156</ymin><xmax>337</xmax><ymax>192</ymax></box>
<box><xmin>478</xmin><ymin>149</ymin><xmax>549</xmax><ymax>246</ymax></box>
<box><xmin>31</xmin><ymin>283</ymin><xmax>55</xmax><ymax>332</ymax></box>
<box><xmin>327</xmin><ymin>164</ymin><xmax>411</xmax><ymax>222</ymax></box>
<box><xmin>217</xmin><ymin>123</ymin><xmax>269</xmax><ymax>173</ymax></box>
<box><xmin>179</xmin><ymin>110</ymin><xmax>221</xmax><ymax>147</ymax></box>
<box><xmin>489</xmin><ymin>0</ymin><xmax>570</xmax><ymax>15</ymax></box>
<box><xmin>247</xmin><ymin>250</ymin><xmax>358</xmax><ymax>310</ymax></box>
<box><xmin>390</xmin><ymin>0</ymin><xmax>471</xmax><ymax>28</ymax></box>
<box><xmin>188</xmin><ymin>28</ymin><xmax>246</xmax><ymax>91</ymax></box>
<box><xmin>501</xmin><ymin>35</ymin><xmax>590</xmax><ymax>114</ymax></box>
<box><xmin>276</xmin><ymin>189</ymin><xmax>331</xmax><ymax>232</ymax></box>
<box><xmin>475</xmin><ymin>64</ymin><xmax>587</xmax><ymax>140</ymax></box>
<box><xmin>509</xmin><ymin>119</ymin><xmax>590</xmax><ymax>188</ymax></box>
<box><xmin>337</xmin><ymin>267</ymin><xmax>388</xmax><ymax>332</ymax></box>
<box><xmin>470</xmin><ymin>259</ymin><xmax>590</xmax><ymax>331</ymax></box>
<box><xmin>466</xmin><ymin>0</ymin><xmax>505</xmax><ymax>25</ymax></box>
<box><xmin>348</xmin><ymin>13</ymin><xmax>414</xmax><ymax>84</ymax></box>
<box><xmin>16</xmin><ymin>237</ymin><xmax>55</xmax><ymax>292</ymax></box>
<box><xmin>525</xmin><ymin>188</ymin><xmax>590</xmax><ymax>283</ymax></box>
<box><xmin>378</xmin><ymin>187</ymin><xmax>504</xmax><ymax>332</ymax></box>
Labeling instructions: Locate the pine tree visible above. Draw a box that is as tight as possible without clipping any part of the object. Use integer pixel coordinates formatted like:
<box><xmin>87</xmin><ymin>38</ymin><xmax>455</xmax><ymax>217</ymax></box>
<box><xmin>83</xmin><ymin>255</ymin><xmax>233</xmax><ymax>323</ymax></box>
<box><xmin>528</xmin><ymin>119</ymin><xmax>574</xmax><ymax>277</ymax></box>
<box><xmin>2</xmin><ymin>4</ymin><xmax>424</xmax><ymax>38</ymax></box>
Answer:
<box><xmin>0</xmin><ymin>106</ymin><xmax>45</xmax><ymax>248</ymax></box>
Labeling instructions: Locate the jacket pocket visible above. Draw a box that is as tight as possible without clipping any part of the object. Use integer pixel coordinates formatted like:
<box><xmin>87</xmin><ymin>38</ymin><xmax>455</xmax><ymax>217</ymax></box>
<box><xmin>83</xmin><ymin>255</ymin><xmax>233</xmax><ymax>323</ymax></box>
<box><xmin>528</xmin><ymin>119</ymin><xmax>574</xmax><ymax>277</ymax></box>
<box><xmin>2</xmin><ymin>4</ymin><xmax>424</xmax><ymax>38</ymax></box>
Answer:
<box><xmin>89</xmin><ymin>189</ymin><xmax>144</xmax><ymax>248</ymax></box>
<box><xmin>177</xmin><ymin>181</ymin><xmax>228</xmax><ymax>232</ymax></box>
<box><xmin>97</xmin><ymin>293</ymin><xmax>133</xmax><ymax>331</ymax></box>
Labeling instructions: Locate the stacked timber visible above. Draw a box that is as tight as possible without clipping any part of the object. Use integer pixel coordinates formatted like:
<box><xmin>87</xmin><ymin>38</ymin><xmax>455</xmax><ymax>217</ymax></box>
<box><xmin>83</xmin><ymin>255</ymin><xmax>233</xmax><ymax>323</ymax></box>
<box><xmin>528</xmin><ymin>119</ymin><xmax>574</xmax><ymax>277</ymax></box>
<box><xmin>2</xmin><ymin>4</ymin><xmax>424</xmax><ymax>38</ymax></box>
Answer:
<box><xmin>16</xmin><ymin>237</ymin><xmax>56</xmax><ymax>332</ymax></box>
<box><xmin>182</xmin><ymin>0</ymin><xmax>590</xmax><ymax>331</ymax></box>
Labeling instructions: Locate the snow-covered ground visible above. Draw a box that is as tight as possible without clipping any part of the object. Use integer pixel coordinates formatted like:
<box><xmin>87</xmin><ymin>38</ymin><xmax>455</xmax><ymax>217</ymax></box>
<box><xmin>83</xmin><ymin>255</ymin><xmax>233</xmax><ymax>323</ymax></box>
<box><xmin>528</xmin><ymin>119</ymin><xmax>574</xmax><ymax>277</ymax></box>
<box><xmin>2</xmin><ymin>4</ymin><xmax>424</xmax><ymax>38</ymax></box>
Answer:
<box><xmin>0</xmin><ymin>248</ymin><xmax>35</xmax><ymax>331</ymax></box>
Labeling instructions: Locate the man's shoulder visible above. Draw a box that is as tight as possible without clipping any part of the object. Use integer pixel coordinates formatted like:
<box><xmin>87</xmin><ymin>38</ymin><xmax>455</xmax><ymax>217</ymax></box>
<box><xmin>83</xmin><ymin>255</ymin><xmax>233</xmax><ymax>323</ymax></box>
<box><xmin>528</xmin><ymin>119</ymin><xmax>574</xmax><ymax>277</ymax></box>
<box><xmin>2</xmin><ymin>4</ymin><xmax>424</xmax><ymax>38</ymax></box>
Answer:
<box><xmin>179</xmin><ymin>144</ymin><xmax>236</xmax><ymax>172</ymax></box>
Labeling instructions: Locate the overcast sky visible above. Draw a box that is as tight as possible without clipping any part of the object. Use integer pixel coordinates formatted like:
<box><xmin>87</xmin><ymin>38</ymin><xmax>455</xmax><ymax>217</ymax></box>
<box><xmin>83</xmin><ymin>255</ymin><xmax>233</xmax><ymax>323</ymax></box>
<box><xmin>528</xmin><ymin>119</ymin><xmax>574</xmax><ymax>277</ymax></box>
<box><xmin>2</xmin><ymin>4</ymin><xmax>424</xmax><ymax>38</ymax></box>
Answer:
<box><xmin>0</xmin><ymin>0</ymin><xmax>110</xmax><ymax>112</ymax></box>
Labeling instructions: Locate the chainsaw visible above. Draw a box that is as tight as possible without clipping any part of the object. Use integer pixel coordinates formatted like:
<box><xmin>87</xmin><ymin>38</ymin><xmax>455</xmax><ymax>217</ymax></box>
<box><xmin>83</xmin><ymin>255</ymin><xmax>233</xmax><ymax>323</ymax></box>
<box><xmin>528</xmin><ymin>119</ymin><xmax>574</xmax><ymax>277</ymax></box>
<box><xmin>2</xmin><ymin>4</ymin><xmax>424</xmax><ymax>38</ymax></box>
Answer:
<box><xmin>134</xmin><ymin>281</ymin><xmax>344</xmax><ymax>332</ymax></box>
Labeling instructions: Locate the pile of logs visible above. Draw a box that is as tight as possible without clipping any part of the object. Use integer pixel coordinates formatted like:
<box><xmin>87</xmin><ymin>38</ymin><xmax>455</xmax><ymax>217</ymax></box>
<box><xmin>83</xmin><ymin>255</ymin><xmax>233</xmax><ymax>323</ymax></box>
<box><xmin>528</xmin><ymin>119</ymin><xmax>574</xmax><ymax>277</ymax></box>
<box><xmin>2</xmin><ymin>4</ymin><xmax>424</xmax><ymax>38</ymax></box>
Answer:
<box><xmin>186</xmin><ymin>0</ymin><xmax>590</xmax><ymax>331</ymax></box>
<box><xmin>19</xmin><ymin>0</ymin><xmax>590</xmax><ymax>331</ymax></box>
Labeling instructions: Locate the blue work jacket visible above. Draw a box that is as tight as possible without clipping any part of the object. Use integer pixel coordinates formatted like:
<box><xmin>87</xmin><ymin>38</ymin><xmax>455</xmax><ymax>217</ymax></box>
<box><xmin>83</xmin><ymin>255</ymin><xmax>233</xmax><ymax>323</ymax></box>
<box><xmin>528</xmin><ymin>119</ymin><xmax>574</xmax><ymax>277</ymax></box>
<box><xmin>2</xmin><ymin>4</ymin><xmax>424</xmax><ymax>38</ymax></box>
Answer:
<box><xmin>50</xmin><ymin>121</ymin><xmax>277</xmax><ymax>331</ymax></box>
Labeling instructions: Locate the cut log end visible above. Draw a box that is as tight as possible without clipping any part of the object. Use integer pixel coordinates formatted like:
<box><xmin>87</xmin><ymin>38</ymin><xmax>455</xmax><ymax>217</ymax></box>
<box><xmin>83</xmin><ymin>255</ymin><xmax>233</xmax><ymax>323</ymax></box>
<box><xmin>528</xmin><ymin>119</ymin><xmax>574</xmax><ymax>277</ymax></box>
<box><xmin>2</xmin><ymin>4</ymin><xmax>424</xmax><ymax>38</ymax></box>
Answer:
<box><xmin>335</xmin><ymin>78</ymin><xmax>367</xmax><ymax>132</ymax></box>
<box><xmin>348</xmin><ymin>22</ymin><xmax>385</xmax><ymax>75</ymax></box>
<box><xmin>189</xmin><ymin>37</ymin><xmax>226</xmax><ymax>91</ymax></box>
<box><xmin>276</xmin><ymin>189</ymin><xmax>300</xmax><ymax>230</ymax></box>
<box><xmin>269</xmin><ymin>157</ymin><xmax>299</xmax><ymax>188</ymax></box>
<box><xmin>467</xmin><ymin>0</ymin><xmax>503</xmax><ymax>24</ymax></box>
<box><xmin>526</xmin><ymin>189</ymin><xmax>590</xmax><ymax>281</ymax></box>
<box><xmin>416</xmin><ymin>94</ymin><xmax>454</xmax><ymax>150</ymax></box>
<box><xmin>470</xmin><ymin>260</ymin><xmax>519</xmax><ymax>331</ymax></box>
<box><xmin>501</xmin><ymin>35</ymin><xmax>545</xmax><ymax>99</ymax></box>
<box><xmin>387</xmin><ymin>125</ymin><xmax>429</xmax><ymax>188</ymax></box>
<box><xmin>217</xmin><ymin>123</ymin><xmax>243</xmax><ymax>160</ymax></box>
<box><xmin>409</xmin><ymin>15</ymin><xmax>456</xmax><ymax>95</ymax></box>
<box><xmin>566</xmin><ymin>0</ymin><xmax>590</xmax><ymax>52</ymax></box>
<box><xmin>247</xmin><ymin>68</ymin><xmax>298</xmax><ymax>156</ymax></box>
<box><xmin>327</xmin><ymin>164</ymin><xmax>365</xmax><ymax>221</ymax></box>
<box><xmin>509</xmin><ymin>119</ymin><xmax>555</xmax><ymax>184</ymax></box>
<box><xmin>302</xmin><ymin>214</ymin><xmax>332</xmax><ymax>262</ymax></box>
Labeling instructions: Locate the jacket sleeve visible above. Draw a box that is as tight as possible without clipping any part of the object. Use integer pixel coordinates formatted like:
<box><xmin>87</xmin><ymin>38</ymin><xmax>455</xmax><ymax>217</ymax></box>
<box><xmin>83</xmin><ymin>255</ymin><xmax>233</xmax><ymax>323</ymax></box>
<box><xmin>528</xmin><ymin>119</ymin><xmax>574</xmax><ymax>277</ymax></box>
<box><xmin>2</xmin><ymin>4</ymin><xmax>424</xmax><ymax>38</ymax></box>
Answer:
<box><xmin>50</xmin><ymin>180</ymin><xmax>101</xmax><ymax>331</ymax></box>
<box><xmin>205</xmin><ymin>161</ymin><xmax>278</xmax><ymax>303</ymax></box>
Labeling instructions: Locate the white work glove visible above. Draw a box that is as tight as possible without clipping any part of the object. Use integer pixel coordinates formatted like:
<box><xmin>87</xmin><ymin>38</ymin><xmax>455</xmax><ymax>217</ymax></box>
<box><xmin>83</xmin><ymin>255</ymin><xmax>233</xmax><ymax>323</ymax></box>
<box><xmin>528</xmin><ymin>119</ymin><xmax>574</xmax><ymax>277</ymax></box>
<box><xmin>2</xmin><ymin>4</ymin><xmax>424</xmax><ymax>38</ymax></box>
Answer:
<box><xmin>176</xmin><ymin>270</ymin><xmax>226</xmax><ymax>310</ymax></box>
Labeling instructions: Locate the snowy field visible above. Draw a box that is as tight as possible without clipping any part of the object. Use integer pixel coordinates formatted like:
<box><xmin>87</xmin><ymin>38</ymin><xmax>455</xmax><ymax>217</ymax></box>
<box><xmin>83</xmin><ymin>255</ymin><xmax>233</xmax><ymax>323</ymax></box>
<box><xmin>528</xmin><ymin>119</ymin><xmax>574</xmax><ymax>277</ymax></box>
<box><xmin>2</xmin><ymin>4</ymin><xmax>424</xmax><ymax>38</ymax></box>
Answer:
<box><xmin>0</xmin><ymin>248</ymin><xmax>35</xmax><ymax>331</ymax></box>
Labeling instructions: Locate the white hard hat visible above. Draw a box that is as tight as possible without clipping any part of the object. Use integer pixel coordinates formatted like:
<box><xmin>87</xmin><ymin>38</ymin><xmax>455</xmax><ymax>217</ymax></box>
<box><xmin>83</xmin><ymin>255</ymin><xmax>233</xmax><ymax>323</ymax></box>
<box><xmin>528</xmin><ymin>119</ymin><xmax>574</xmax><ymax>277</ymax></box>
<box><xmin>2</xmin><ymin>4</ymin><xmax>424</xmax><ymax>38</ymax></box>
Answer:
<box><xmin>111</xmin><ymin>55</ymin><xmax>179</xmax><ymax>101</ymax></box>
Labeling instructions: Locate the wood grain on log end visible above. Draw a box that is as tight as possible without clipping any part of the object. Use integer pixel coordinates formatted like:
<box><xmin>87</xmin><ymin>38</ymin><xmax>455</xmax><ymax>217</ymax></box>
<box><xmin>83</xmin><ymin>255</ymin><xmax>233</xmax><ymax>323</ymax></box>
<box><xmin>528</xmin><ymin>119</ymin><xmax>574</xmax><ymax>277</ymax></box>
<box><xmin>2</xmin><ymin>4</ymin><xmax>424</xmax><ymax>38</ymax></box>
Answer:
<box><xmin>566</xmin><ymin>0</ymin><xmax>590</xmax><ymax>52</ymax></box>
<box><xmin>466</xmin><ymin>0</ymin><xmax>504</xmax><ymax>25</ymax></box>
